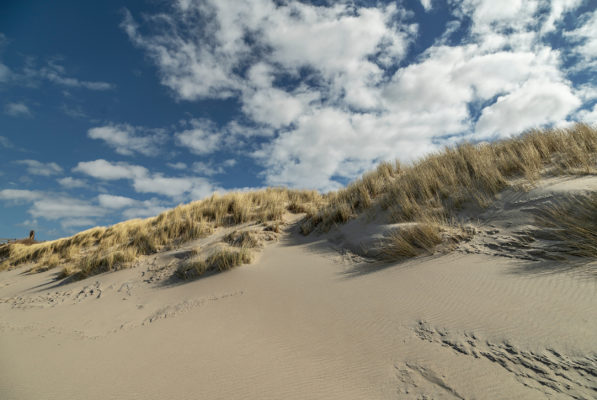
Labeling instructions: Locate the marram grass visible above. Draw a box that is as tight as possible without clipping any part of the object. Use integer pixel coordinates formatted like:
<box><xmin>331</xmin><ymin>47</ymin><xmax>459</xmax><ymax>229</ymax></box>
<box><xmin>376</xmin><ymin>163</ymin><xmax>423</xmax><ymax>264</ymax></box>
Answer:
<box><xmin>1</xmin><ymin>124</ymin><xmax>596</xmax><ymax>278</ymax></box>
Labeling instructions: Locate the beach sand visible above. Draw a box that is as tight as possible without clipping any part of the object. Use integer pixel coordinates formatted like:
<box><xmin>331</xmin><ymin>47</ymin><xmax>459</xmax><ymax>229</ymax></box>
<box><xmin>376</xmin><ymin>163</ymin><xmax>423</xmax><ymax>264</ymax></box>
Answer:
<box><xmin>1</xmin><ymin>177</ymin><xmax>596</xmax><ymax>399</ymax></box>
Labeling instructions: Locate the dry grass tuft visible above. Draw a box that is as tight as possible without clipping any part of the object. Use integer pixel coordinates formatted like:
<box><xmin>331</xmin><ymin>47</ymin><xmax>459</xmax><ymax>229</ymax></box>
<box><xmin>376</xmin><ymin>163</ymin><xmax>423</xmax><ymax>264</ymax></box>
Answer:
<box><xmin>380</xmin><ymin>223</ymin><xmax>443</xmax><ymax>260</ymax></box>
<box><xmin>378</xmin><ymin>218</ymin><xmax>473</xmax><ymax>261</ymax></box>
<box><xmin>224</xmin><ymin>230</ymin><xmax>261</xmax><ymax>248</ymax></box>
<box><xmin>177</xmin><ymin>247</ymin><xmax>252</xmax><ymax>279</ymax></box>
<box><xmin>534</xmin><ymin>194</ymin><xmax>597</xmax><ymax>258</ymax></box>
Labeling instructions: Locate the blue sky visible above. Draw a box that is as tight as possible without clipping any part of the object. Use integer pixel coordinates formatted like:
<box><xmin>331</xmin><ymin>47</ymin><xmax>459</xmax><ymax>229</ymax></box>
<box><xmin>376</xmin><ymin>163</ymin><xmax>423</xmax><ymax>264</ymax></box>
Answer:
<box><xmin>1</xmin><ymin>0</ymin><xmax>596</xmax><ymax>240</ymax></box>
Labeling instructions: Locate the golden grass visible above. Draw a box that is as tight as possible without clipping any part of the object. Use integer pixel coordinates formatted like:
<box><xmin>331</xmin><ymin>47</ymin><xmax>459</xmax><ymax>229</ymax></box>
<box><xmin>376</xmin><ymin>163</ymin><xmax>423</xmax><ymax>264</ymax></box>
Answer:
<box><xmin>380</xmin><ymin>223</ymin><xmax>443</xmax><ymax>260</ymax></box>
<box><xmin>0</xmin><ymin>188</ymin><xmax>322</xmax><ymax>278</ymax></box>
<box><xmin>224</xmin><ymin>230</ymin><xmax>261</xmax><ymax>248</ymax></box>
<box><xmin>1</xmin><ymin>124</ymin><xmax>595</xmax><ymax>278</ymax></box>
<box><xmin>534</xmin><ymin>194</ymin><xmax>597</xmax><ymax>258</ymax></box>
<box><xmin>302</xmin><ymin>124</ymin><xmax>597</xmax><ymax>234</ymax></box>
<box><xmin>378</xmin><ymin>218</ymin><xmax>474</xmax><ymax>261</ymax></box>
<box><xmin>177</xmin><ymin>247</ymin><xmax>253</xmax><ymax>279</ymax></box>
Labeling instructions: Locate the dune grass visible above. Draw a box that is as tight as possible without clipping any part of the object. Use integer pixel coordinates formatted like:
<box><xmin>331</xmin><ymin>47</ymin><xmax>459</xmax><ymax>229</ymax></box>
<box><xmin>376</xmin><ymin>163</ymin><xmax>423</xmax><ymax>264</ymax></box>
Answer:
<box><xmin>0</xmin><ymin>188</ymin><xmax>322</xmax><ymax>278</ymax></box>
<box><xmin>224</xmin><ymin>230</ymin><xmax>262</xmax><ymax>248</ymax></box>
<box><xmin>177</xmin><ymin>247</ymin><xmax>253</xmax><ymax>279</ymax></box>
<box><xmin>300</xmin><ymin>124</ymin><xmax>597</xmax><ymax>259</ymax></box>
<box><xmin>534</xmin><ymin>194</ymin><xmax>597</xmax><ymax>258</ymax></box>
<box><xmin>1</xmin><ymin>124</ymin><xmax>595</xmax><ymax>278</ymax></box>
<box><xmin>303</xmin><ymin>124</ymin><xmax>597</xmax><ymax>235</ymax></box>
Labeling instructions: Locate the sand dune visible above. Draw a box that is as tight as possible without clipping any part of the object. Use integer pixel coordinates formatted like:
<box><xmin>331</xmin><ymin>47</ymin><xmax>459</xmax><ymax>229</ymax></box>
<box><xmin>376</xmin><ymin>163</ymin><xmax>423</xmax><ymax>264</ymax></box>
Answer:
<box><xmin>1</xmin><ymin>176</ymin><xmax>596</xmax><ymax>399</ymax></box>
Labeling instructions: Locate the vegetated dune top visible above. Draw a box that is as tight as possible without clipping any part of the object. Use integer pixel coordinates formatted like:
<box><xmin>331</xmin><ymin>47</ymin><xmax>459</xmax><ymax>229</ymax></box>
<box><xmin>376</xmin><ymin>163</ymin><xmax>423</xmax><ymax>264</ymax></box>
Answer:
<box><xmin>1</xmin><ymin>123</ymin><xmax>596</xmax><ymax>281</ymax></box>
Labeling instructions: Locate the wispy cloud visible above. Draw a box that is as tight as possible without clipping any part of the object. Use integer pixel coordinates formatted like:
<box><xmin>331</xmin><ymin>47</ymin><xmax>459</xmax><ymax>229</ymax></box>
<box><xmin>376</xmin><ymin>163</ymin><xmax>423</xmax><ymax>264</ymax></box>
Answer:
<box><xmin>16</xmin><ymin>159</ymin><xmax>63</xmax><ymax>176</ymax></box>
<box><xmin>38</xmin><ymin>60</ymin><xmax>114</xmax><ymax>90</ymax></box>
<box><xmin>0</xmin><ymin>136</ymin><xmax>14</xmax><ymax>149</ymax></box>
<box><xmin>4</xmin><ymin>102</ymin><xmax>31</xmax><ymax>117</ymax></box>
<box><xmin>88</xmin><ymin>124</ymin><xmax>167</xmax><ymax>156</ymax></box>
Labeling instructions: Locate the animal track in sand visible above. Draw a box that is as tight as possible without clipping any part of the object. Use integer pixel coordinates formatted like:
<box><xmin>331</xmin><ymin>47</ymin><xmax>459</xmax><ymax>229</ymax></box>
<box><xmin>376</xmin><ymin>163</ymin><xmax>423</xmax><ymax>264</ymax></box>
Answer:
<box><xmin>412</xmin><ymin>320</ymin><xmax>597</xmax><ymax>399</ymax></box>
<box><xmin>141</xmin><ymin>290</ymin><xmax>244</xmax><ymax>326</ymax></box>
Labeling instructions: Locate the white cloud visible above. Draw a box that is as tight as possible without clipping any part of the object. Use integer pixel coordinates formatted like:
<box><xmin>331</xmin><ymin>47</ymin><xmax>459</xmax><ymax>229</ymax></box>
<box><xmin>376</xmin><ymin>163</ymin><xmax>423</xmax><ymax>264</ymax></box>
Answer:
<box><xmin>98</xmin><ymin>194</ymin><xmax>138</xmax><ymax>209</ymax></box>
<box><xmin>0</xmin><ymin>63</ymin><xmax>10</xmax><ymax>82</ymax></box>
<box><xmin>542</xmin><ymin>0</ymin><xmax>583</xmax><ymax>34</ymax></box>
<box><xmin>0</xmin><ymin>136</ymin><xmax>14</xmax><ymax>148</ymax></box>
<box><xmin>191</xmin><ymin>159</ymin><xmax>236</xmax><ymax>176</ymax></box>
<box><xmin>565</xmin><ymin>9</ymin><xmax>597</xmax><ymax>69</ymax></box>
<box><xmin>175</xmin><ymin>119</ymin><xmax>222</xmax><ymax>155</ymax></box>
<box><xmin>0</xmin><ymin>189</ymin><xmax>43</xmax><ymax>202</ymax></box>
<box><xmin>57</xmin><ymin>176</ymin><xmax>87</xmax><ymax>188</ymax></box>
<box><xmin>60</xmin><ymin>218</ymin><xmax>97</xmax><ymax>229</ymax></box>
<box><xmin>133</xmin><ymin>175</ymin><xmax>216</xmax><ymax>199</ymax></box>
<box><xmin>73</xmin><ymin>159</ymin><xmax>148</xmax><ymax>180</ymax></box>
<box><xmin>75</xmin><ymin>159</ymin><xmax>218</xmax><ymax>199</ymax></box>
<box><xmin>29</xmin><ymin>197</ymin><xmax>106</xmax><ymax>220</ymax></box>
<box><xmin>576</xmin><ymin>104</ymin><xmax>597</xmax><ymax>125</ymax></box>
<box><xmin>420</xmin><ymin>0</ymin><xmax>432</xmax><ymax>11</ymax></box>
<box><xmin>4</xmin><ymin>102</ymin><xmax>31</xmax><ymax>117</ymax></box>
<box><xmin>121</xmin><ymin>198</ymin><xmax>170</xmax><ymax>219</ymax></box>
<box><xmin>125</xmin><ymin>0</ymin><xmax>592</xmax><ymax>190</ymax></box>
<box><xmin>16</xmin><ymin>160</ymin><xmax>63</xmax><ymax>176</ymax></box>
<box><xmin>39</xmin><ymin>61</ymin><xmax>114</xmax><ymax>90</ymax></box>
<box><xmin>475</xmin><ymin>79</ymin><xmax>581</xmax><ymax>139</ymax></box>
<box><xmin>167</xmin><ymin>162</ymin><xmax>187</xmax><ymax>170</ymax></box>
<box><xmin>88</xmin><ymin>124</ymin><xmax>166</xmax><ymax>156</ymax></box>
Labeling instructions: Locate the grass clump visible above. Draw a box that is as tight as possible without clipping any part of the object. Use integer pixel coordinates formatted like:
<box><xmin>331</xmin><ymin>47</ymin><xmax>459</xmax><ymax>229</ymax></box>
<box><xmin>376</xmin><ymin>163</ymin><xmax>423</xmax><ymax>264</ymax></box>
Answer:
<box><xmin>207</xmin><ymin>247</ymin><xmax>253</xmax><ymax>271</ymax></box>
<box><xmin>380</xmin><ymin>223</ymin><xmax>443</xmax><ymax>260</ymax></box>
<box><xmin>224</xmin><ymin>230</ymin><xmax>261</xmax><ymax>248</ymax></box>
<box><xmin>177</xmin><ymin>247</ymin><xmax>253</xmax><ymax>279</ymax></box>
<box><xmin>534</xmin><ymin>194</ymin><xmax>597</xmax><ymax>258</ymax></box>
<box><xmin>378</xmin><ymin>219</ymin><xmax>473</xmax><ymax>261</ymax></box>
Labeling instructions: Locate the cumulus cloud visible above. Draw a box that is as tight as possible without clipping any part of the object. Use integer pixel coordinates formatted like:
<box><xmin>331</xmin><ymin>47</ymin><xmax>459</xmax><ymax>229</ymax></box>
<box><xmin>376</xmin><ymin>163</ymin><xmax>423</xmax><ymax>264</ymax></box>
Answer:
<box><xmin>88</xmin><ymin>124</ymin><xmax>167</xmax><ymax>156</ymax></box>
<box><xmin>420</xmin><ymin>0</ymin><xmax>432</xmax><ymax>11</ymax></box>
<box><xmin>125</xmin><ymin>0</ymin><xmax>593</xmax><ymax>190</ymax></box>
<box><xmin>174</xmin><ymin>119</ymin><xmax>222</xmax><ymax>155</ymax></box>
<box><xmin>4</xmin><ymin>102</ymin><xmax>31</xmax><ymax>117</ymax></box>
<box><xmin>57</xmin><ymin>176</ymin><xmax>87</xmax><ymax>188</ymax></box>
<box><xmin>74</xmin><ymin>159</ymin><xmax>218</xmax><ymax>200</ymax></box>
<box><xmin>73</xmin><ymin>159</ymin><xmax>148</xmax><ymax>180</ymax></box>
<box><xmin>474</xmin><ymin>79</ymin><xmax>581</xmax><ymax>139</ymax></box>
<box><xmin>16</xmin><ymin>160</ymin><xmax>63</xmax><ymax>176</ymax></box>
<box><xmin>576</xmin><ymin>104</ymin><xmax>597</xmax><ymax>125</ymax></box>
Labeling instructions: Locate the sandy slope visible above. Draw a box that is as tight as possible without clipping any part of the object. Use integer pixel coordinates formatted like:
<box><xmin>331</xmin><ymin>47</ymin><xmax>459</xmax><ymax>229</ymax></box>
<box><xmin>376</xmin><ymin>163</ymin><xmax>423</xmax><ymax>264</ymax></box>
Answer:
<box><xmin>1</xmin><ymin>179</ymin><xmax>597</xmax><ymax>399</ymax></box>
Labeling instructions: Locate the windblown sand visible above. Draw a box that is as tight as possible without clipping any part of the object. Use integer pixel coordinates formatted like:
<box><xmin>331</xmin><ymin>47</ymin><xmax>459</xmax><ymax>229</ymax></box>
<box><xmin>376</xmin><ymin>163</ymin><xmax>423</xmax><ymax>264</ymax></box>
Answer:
<box><xmin>1</xmin><ymin>178</ymin><xmax>596</xmax><ymax>399</ymax></box>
